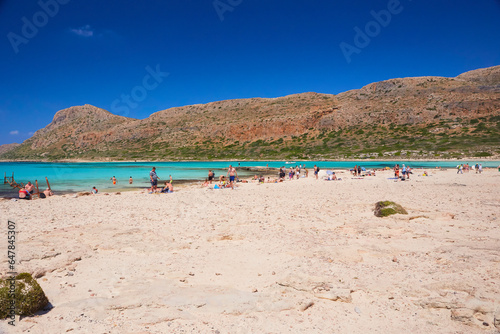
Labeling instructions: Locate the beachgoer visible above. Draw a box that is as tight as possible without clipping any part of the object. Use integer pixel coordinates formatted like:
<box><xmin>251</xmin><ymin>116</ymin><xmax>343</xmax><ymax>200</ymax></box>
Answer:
<box><xmin>129</xmin><ymin>176</ymin><xmax>133</xmax><ymax>184</ymax></box>
<box><xmin>475</xmin><ymin>163</ymin><xmax>479</xmax><ymax>173</ymax></box>
<box><xmin>394</xmin><ymin>164</ymin><xmax>400</xmax><ymax>179</ymax></box>
<box><xmin>112</xmin><ymin>176</ymin><xmax>117</xmax><ymax>185</ymax></box>
<box><xmin>25</xmin><ymin>181</ymin><xmax>35</xmax><ymax>194</ymax></box>
<box><xmin>43</xmin><ymin>188</ymin><xmax>53</xmax><ymax>197</ymax></box>
<box><xmin>208</xmin><ymin>170</ymin><xmax>214</xmax><ymax>184</ymax></box>
<box><xmin>149</xmin><ymin>167</ymin><xmax>160</xmax><ymax>193</ymax></box>
<box><xmin>295</xmin><ymin>166</ymin><xmax>300</xmax><ymax>179</ymax></box>
<box><xmin>314</xmin><ymin>165</ymin><xmax>319</xmax><ymax>179</ymax></box>
<box><xmin>479</xmin><ymin>164</ymin><xmax>483</xmax><ymax>174</ymax></box>
<box><xmin>357</xmin><ymin>165</ymin><xmax>362</xmax><ymax>176</ymax></box>
<box><xmin>305</xmin><ymin>166</ymin><xmax>308</xmax><ymax>177</ymax></box>
<box><xmin>226</xmin><ymin>165</ymin><xmax>238</xmax><ymax>189</ymax></box>
<box><xmin>19</xmin><ymin>188</ymin><xmax>30</xmax><ymax>200</ymax></box>
<box><xmin>92</xmin><ymin>186</ymin><xmax>98</xmax><ymax>194</ymax></box>
<box><xmin>202</xmin><ymin>179</ymin><xmax>209</xmax><ymax>187</ymax></box>
<box><xmin>406</xmin><ymin>166</ymin><xmax>411</xmax><ymax>179</ymax></box>
<box><xmin>161</xmin><ymin>181</ymin><xmax>174</xmax><ymax>193</ymax></box>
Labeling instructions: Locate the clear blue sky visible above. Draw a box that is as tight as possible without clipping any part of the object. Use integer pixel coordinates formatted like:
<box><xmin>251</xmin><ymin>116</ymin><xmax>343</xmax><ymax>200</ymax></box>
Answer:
<box><xmin>1</xmin><ymin>0</ymin><xmax>499</xmax><ymax>145</ymax></box>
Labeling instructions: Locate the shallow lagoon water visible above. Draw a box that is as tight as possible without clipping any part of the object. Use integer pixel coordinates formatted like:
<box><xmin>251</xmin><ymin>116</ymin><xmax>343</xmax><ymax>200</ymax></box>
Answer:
<box><xmin>1</xmin><ymin>160</ymin><xmax>498</xmax><ymax>197</ymax></box>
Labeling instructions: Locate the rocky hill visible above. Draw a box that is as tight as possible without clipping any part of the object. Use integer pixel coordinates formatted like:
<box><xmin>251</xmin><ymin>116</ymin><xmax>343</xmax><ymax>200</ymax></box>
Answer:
<box><xmin>2</xmin><ymin>66</ymin><xmax>499</xmax><ymax>161</ymax></box>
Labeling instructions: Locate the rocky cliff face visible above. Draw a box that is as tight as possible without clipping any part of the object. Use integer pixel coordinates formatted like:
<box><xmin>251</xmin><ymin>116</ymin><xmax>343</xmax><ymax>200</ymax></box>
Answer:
<box><xmin>2</xmin><ymin>66</ymin><xmax>499</xmax><ymax>160</ymax></box>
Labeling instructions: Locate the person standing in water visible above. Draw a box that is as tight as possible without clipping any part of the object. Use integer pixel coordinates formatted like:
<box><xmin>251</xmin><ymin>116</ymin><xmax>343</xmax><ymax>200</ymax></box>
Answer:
<box><xmin>129</xmin><ymin>176</ymin><xmax>133</xmax><ymax>184</ymax></box>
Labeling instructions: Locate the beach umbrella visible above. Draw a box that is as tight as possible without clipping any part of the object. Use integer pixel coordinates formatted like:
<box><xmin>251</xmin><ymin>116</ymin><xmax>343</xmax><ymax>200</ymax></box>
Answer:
<box><xmin>361</xmin><ymin>167</ymin><xmax>366</xmax><ymax>171</ymax></box>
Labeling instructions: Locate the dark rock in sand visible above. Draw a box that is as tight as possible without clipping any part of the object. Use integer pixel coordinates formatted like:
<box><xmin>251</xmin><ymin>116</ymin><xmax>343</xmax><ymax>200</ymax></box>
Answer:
<box><xmin>374</xmin><ymin>201</ymin><xmax>408</xmax><ymax>217</ymax></box>
<box><xmin>0</xmin><ymin>273</ymin><xmax>49</xmax><ymax>318</ymax></box>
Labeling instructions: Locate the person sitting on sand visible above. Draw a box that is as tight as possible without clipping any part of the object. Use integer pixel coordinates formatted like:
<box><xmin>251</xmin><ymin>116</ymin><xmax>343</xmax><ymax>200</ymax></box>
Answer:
<box><xmin>43</xmin><ymin>188</ymin><xmax>53</xmax><ymax>197</ymax></box>
<box><xmin>25</xmin><ymin>181</ymin><xmax>35</xmax><ymax>194</ymax></box>
<box><xmin>19</xmin><ymin>188</ymin><xmax>30</xmax><ymax>200</ymax></box>
<box><xmin>129</xmin><ymin>176</ymin><xmax>133</xmax><ymax>184</ymax></box>
<box><xmin>161</xmin><ymin>181</ymin><xmax>174</xmax><ymax>193</ymax></box>
<box><xmin>202</xmin><ymin>179</ymin><xmax>209</xmax><ymax>187</ymax></box>
<box><xmin>92</xmin><ymin>186</ymin><xmax>98</xmax><ymax>194</ymax></box>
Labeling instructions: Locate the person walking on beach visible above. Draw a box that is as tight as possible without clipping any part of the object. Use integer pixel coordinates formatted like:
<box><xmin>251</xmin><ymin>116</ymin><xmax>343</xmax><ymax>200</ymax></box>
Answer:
<box><xmin>226</xmin><ymin>165</ymin><xmax>238</xmax><ymax>189</ymax></box>
<box><xmin>149</xmin><ymin>167</ymin><xmax>160</xmax><ymax>193</ymax></box>
<box><xmin>314</xmin><ymin>165</ymin><xmax>319</xmax><ymax>179</ymax></box>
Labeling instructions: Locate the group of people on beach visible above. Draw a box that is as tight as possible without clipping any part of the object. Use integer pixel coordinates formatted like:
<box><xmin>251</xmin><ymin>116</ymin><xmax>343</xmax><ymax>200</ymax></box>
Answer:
<box><xmin>456</xmin><ymin>163</ymin><xmax>482</xmax><ymax>174</ymax></box>
<box><xmin>18</xmin><ymin>181</ymin><xmax>53</xmax><ymax>200</ymax></box>
<box><xmin>149</xmin><ymin>167</ymin><xmax>174</xmax><ymax>194</ymax></box>
<box><xmin>393</xmin><ymin>164</ymin><xmax>412</xmax><ymax>180</ymax></box>
<box><xmin>204</xmin><ymin>165</ymin><xmax>239</xmax><ymax>189</ymax></box>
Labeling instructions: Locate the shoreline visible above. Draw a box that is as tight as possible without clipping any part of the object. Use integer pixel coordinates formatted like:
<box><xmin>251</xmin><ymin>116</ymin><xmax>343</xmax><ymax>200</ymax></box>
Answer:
<box><xmin>1</xmin><ymin>158</ymin><xmax>499</xmax><ymax>163</ymax></box>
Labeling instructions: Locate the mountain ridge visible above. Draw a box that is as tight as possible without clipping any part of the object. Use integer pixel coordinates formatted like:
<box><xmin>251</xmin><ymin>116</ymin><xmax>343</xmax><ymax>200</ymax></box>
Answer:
<box><xmin>2</xmin><ymin>66</ymin><xmax>499</xmax><ymax>161</ymax></box>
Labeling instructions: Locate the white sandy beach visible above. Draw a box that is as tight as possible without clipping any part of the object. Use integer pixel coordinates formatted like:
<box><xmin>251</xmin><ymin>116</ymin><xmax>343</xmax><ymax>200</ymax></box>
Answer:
<box><xmin>1</xmin><ymin>168</ymin><xmax>499</xmax><ymax>333</ymax></box>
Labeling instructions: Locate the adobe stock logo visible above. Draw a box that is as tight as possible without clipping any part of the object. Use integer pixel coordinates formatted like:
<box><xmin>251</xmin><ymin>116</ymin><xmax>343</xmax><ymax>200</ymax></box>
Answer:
<box><xmin>213</xmin><ymin>0</ymin><xmax>242</xmax><ymax>21</ymax></box>
<box><xmin>7</xmin><ymin>0</ymin><xmax>70</xmax><ymax>54</ymax></box>
<box><xmin>339</xmin><ymin>0</ymin><xmax>409</xmax><ymax>64</ymax></box>
<box><xmin>110</xmin><ymin>65</ymin><xmax>169</xmax><ymax>117</ymax></box>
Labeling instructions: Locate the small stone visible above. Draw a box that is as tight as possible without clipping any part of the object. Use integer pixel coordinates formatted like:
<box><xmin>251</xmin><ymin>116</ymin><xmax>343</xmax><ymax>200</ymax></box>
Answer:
<box><xmin>215</xmin><ymin>273</ymin><xmax>221</xmax><ymax>276</ymax></box>
<box><xmin>483</xmin><ymin>322</ymin><xmax>489</xmax><ymax>326</ymax></box>
<box><xmin>67</xmin><ymin>271</ymin><xmax>74</xmax><ymax>276</ymax></box>
<box><xmin>272</xmin><ymin>271</ymin><xmax>276</xmax><ymax>275</ymax></box>
<box><xmin>392</xmin><ymin>257</ymin><xmax>398</xmax><ymax>263</ymax></box>
<box><xmin>252</xmin><ymin>289</ymin><xmax>258</xmax><ymax>293</ymax></box>
<box><xmin>354</xmin><ymin>306</ymin><xmax>361</xmax><ymax>314</ymax></box>
<box><xmin>188</xmin><ymin>272</ymin><xmax>195</xmax><ymax>276</ymax></box>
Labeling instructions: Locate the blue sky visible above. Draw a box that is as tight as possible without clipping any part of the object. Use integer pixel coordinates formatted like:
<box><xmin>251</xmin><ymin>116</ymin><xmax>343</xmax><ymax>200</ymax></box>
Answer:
<box><xmin>0</xmin><ymin>0</ymin><xmax>499</xmax><ymax>145</ymax></box>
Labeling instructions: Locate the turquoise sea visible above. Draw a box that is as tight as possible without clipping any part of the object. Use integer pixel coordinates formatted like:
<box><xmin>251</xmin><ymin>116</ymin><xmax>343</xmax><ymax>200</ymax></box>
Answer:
<box><xmin>1</xmin><ymin>160</ymin><xmax>499</xmax><ymax>198</ymax></box>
